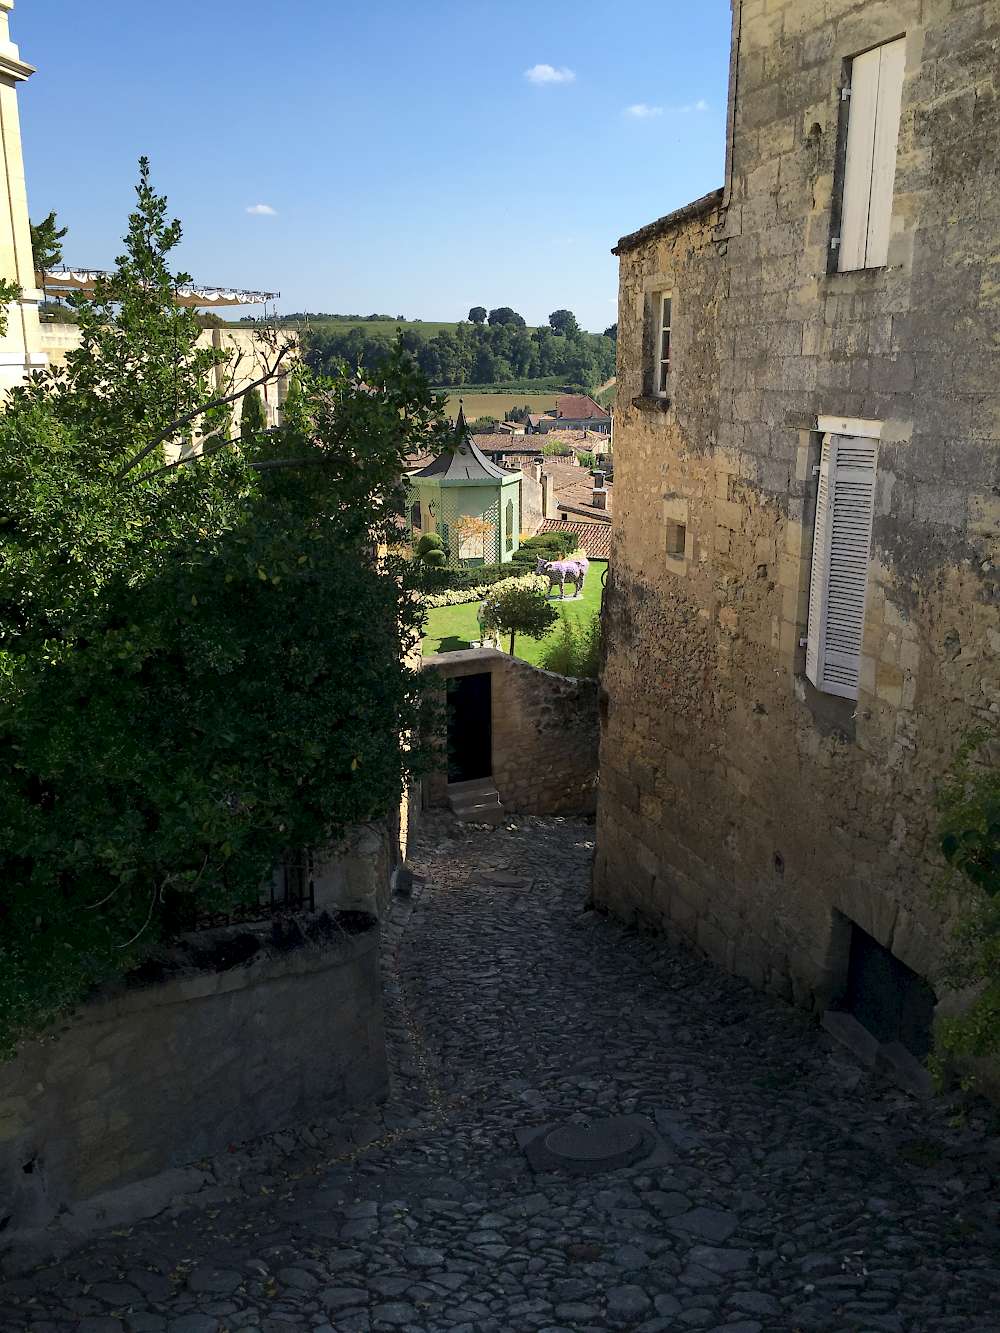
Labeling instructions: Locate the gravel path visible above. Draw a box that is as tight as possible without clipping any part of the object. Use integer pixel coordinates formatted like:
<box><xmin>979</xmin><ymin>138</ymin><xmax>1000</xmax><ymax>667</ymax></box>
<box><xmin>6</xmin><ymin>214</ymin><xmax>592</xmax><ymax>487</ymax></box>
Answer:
<box><xmin>6</xmin><ymin>812</ymin><xmax>1000</xmax><ymax>1332</ymax></box>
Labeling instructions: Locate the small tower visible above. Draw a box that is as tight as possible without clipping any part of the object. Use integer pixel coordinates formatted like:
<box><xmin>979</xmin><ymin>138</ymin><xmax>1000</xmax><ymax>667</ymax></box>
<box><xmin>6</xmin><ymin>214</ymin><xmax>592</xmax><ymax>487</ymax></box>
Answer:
<box><xmin>0</xmin><ymin>1</ymin><xmax>44</xmax><ymax>391</ymax></box>
<box><xmin>408</xmin><ymin>400</ymin><xmax>522</xmax><ymax>565</ymax></box>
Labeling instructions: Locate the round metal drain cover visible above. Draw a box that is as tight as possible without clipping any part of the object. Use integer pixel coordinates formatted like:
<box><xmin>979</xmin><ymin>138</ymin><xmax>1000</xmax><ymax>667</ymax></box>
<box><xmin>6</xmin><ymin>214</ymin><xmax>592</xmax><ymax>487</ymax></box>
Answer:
<box><xmin>543</xmin><ymin>1121</ymin><xmax>647</xmax><ymax>1169</ymax></box>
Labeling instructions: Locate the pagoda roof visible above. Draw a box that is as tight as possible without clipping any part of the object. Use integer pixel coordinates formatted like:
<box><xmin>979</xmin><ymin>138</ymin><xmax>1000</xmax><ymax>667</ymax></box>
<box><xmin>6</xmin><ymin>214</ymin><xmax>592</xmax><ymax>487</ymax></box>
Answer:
<box><xmin>412</xmin><ymin>402</ymin><xmax>512</xmax><ymax>483</ymax></box>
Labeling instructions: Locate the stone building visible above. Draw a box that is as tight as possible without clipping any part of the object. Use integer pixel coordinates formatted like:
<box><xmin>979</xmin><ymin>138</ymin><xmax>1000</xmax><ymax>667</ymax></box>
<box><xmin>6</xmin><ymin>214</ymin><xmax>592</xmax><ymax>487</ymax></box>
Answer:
<box><xmin>594</xmin><ymin>0</ymin><xmax>999</xmax><ymax>1062</ymax></box>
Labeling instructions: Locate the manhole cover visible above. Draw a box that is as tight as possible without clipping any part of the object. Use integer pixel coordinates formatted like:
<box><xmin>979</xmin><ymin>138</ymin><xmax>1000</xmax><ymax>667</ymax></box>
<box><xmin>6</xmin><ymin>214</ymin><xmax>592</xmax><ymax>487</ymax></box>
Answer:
<box><xmin>544</xmin><ymin>1122</ymin><xmax>644</xmax><ymax>1164</ymax></box>
<box><xmin>517</xmin><ymin>1115</ymin><xmax>660</xmax><ymax>1175</ymax></box>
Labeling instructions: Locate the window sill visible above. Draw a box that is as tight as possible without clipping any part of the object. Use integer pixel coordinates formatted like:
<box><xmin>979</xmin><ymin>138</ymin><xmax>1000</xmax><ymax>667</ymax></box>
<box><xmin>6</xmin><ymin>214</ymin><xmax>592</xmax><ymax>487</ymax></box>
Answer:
<box><xmin>632</xmin><ymin>394</ymin><xmax>671</xmax><ymax>413</ymax></box>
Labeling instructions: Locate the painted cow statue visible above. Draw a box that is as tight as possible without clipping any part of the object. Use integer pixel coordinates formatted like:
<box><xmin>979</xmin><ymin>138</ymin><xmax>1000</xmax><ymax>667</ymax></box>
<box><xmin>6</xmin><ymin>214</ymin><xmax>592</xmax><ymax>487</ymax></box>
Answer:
<box><xmin>536</xmin><ymin>556</ymin><xmax>589</xmax><ymax>599</ymax></box>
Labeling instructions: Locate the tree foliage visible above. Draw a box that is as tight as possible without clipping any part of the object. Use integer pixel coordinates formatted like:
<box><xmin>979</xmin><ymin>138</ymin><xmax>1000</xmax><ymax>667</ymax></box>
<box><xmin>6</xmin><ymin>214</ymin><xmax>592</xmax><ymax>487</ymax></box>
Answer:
<box><xmin>0</xmin><ymin>161</ymin><xmax>441</xmax><ymax>1056</ymax></box>
<box><xmin>468</xmin><ymin>306</ymin><xmax>487</xmax><ymax>325</ymax></box>
<box><xmin>480</xmin><ymin>576</ymin><xmax>558</xmax><ymax>655</ymax></box>
<box><xmin>30</xmin><ymin>210</ymin><xmax>68</xmax><ymax>272</ymax></box>
<box><xmin>304</xmin><ymin>317</ymin><xmax>615</xmax><ymax>393</ymax></box>
<box><xmin>934</xmin><ymin>731</ymin><xmax>1000</xmax><ymax>1074</ymax></box>
<box><xmin>240</xmin><ymin>385</ymin><xmax>267</xmax><ymax>441</ymax></box>
<box><xmin>487</xmin><ymin>306</ymin><xmax>526</xmax><ymax>328</ymax></box>
<box><xmin>549</xmin><ymin>308</ymin><xmax>580</xmax><ymax>338</ymax></box>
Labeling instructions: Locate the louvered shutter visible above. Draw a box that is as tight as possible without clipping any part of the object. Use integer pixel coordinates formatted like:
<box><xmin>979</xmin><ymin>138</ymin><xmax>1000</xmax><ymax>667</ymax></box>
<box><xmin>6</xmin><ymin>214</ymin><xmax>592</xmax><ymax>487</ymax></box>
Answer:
<box><xmin>806</xmin><ymin>434</ymin><xmax>878</xmax><ymax>699</ymax></box>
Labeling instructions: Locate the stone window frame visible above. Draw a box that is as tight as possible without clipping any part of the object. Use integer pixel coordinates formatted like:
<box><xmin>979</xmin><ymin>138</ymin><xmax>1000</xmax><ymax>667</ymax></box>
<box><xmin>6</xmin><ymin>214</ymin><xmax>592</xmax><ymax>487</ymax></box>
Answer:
<box><xmin>632</xmin><ymin>274</ymin><xmax>675</xmax><ymax>414</ymax></box>
<box><xmin>663</xmin><ymin>493</ymin><xmax>693</xmax><ymax>575</ymax></box>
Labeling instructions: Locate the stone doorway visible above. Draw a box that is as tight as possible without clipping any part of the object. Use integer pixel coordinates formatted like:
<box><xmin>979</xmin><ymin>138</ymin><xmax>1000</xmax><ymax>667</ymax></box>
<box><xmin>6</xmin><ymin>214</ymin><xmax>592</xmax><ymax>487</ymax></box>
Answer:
<box><xmin>446</xmin><ymin>672</ymin><xmax>492</xmax><ymax>784</ymax></box>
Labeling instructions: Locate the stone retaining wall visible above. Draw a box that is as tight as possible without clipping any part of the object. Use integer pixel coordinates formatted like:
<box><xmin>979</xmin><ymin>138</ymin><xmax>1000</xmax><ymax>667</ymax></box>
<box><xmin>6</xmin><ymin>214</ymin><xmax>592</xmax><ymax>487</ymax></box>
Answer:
<box><xmin>0</xmin><ymin>925</ymin><xmax>385</xmax><ymax>1247</ymax></box>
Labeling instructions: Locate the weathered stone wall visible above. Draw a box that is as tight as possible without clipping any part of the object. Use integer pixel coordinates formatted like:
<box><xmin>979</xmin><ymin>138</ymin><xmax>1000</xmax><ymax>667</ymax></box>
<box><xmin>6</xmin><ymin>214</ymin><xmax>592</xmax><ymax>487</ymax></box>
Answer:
<box><xmin>519</xmin><ymin>467</ymin><xmax>545</xmax><ymax>536</ymax></box>
<box><xmin>423</xmin><ymin>647</ymin><xmax>599</xmax><ymax>815</ymax></box>
<box><xmin>0</xmin><ymin>926</ymin><xmax>384</xmax><ymax>1243</ymax></box>
<box><xmin>595</xmin><ymin>0</ymin><xmax>1000</xmax><ymax>1015</ymax></box>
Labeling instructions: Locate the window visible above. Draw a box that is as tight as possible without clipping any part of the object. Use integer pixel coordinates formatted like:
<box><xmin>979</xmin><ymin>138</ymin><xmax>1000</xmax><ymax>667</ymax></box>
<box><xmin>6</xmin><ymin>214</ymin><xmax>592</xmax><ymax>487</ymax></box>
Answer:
<box><xmin>805</xmin><ymin>432</ymin><xmax>878</xmax><ymax>699</ymax></box>
<box><xmin>665</xmin><ymin>521</ymin><xmax>686</xmax><ymax>558</ymax></box>
<box><xmin>410</xmin><ymin>500</ymin><xmax>422</xmax><ymax>532</ymax></box>
<box><xmin>837</xmin><ymin>37</ymin><xmax>906</xmax><ymax>271</ymax></box>
<box><xmin>656</xmin><ymin>293</ymin><xmax>672</xmax><ymax>396</ymax></box>
<box><xmin>505</xmin><ymin>499</ymin><xmax>514</xmax><ymax>551</ymax></box>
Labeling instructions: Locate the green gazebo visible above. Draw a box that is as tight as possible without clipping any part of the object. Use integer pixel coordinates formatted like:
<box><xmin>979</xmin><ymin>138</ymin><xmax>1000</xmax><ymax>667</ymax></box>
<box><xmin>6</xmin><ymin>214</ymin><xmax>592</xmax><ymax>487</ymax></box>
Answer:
<box><xmin>408</xmin><ymin>404</ymin><xmax>522</xmax><ymax>566</ymax></box>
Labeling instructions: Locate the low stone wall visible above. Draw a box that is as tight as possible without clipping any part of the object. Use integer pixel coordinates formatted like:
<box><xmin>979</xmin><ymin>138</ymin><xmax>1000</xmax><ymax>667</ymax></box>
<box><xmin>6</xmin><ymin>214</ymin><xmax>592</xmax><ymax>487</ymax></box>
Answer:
<box><xmin>423</xmin><ymin>648</ymin><xmax>599</xmax><ymax>815</ymax></box>
<box><xmin>0</xmin><ymin>923</ymin><xmax>385</xmax><ymax>1246</ymax></box>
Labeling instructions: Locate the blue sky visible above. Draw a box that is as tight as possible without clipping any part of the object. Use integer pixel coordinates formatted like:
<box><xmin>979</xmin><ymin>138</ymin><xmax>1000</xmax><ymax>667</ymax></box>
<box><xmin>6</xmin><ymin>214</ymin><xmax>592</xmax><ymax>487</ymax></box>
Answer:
<box><xmin>16</xmin><ymin>1</ymin><xmax>730</xmax><ymax>332</ymax></box>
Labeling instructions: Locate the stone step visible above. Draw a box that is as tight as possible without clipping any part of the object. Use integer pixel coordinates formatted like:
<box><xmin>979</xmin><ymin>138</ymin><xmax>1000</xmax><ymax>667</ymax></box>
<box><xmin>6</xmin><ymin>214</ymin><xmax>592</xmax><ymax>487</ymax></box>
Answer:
<box><xmin>447</xmin><ymin>777</ymin><xmax>499</xmax><ymax>798</ymax></box>
<box><xmin>451</xmin><ymin>800</ymin><xmax>506</xmax><ymax>826</ymax></box>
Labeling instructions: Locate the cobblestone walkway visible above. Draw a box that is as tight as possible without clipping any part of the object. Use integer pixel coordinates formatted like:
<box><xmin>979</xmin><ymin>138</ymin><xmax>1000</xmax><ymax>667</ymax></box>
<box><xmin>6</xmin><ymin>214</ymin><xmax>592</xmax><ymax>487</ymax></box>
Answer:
<box><xmin>7</xmin><ymin>813</ymin><xmax>1000</xmax><ymax>1333</ymax></box>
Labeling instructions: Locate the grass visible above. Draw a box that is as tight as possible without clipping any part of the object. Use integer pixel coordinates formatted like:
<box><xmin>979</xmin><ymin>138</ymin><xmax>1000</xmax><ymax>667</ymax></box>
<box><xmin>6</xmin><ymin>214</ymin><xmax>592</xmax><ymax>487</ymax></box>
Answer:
<box><xmin>423</xmin><ymin>561</ymin><xmax>607</xmax><ymax>666</ymax></box>
<box><xmin>441</xmin><ymin>391</ymin><xmax>558</xmax><ymax>422</ymax></box>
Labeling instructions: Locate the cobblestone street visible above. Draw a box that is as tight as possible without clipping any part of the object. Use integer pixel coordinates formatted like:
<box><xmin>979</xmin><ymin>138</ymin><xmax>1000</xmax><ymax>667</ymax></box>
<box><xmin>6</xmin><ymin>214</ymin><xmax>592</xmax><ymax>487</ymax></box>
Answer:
<box><xmin>6</xmin><ymin>813</ymin><xmax>1000</xmax><ymax>1333</ymax></box>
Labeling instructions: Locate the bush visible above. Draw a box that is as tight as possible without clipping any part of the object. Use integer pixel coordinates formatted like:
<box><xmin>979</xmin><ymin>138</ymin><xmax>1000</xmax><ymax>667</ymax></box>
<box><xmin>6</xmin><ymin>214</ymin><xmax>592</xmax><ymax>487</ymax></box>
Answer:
<box><xmin>512</xmin><ymin>532</ymin><xmax>580</xmax><ymax>565</ymax></box>
<box><xmin>416</xmin><ymin>561</ymin><xmax>514</xmax><ymax>592</ymax></box>
<box><xmin>539</xmin><ymin>612</ymin><xmax>603</xmax><ymax>678</ymax></box>
<box><xmin>422</xmin><ymin>549</ymin><xmax>447</xmax><ymax>568</ymax></box>
<box><xmin>415</xmin><ymin>532</ymin><xmax>443</xmax><ymax>557</ymax></box>
<box><xmin>576</xmin><ymin>451</ymin><xmax>596</xmax><ymax>470</ymax></box>
<box><xmin>542</xmin><ymin>440</ymin><xmax>574</xmax><ymax>457</ymax></box>
<box><xmin>422</xmin><ymin>574</ymin><xmax>527</xmax><ymax>608</ymax></box>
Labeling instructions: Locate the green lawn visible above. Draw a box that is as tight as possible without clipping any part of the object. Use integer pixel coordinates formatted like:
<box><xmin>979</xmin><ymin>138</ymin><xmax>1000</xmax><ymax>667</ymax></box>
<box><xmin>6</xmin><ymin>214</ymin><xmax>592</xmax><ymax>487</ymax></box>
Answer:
<box><xmin>423</xmin><ymin>561</ymin><xmax>607</xmax><ymax>666</ymax></box>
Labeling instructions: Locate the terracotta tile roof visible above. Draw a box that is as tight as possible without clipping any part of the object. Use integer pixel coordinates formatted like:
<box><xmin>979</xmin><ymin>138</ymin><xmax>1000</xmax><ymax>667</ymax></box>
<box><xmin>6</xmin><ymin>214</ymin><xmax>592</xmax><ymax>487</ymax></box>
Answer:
<box><xmin>539</xmin><ymin>519</ymin><xmax>612</xmax><ymax>561</ymax></box>
<box><xmin>556</xmin><ymin>394</ymin><xmax>611</xmax><ymax>420</ymax></box>
<box><xmin>543</xmin><ymin>460</ymin><xmax>613</xmax><ymax>514</ymax></box>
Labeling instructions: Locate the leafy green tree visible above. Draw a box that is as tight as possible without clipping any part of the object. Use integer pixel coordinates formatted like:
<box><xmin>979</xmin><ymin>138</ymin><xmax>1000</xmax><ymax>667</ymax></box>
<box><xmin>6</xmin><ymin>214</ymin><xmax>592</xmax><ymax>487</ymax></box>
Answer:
<box><xmin>0</xmin><ymin>162</ymin><xmax>440</xmax><ymax>1056</ymax></box>
<box><xmin>30</xmin><ymin>210</ymin><xmax>68</xmax><ymax>271</ymax></box>
<box><xmin>604</xmin><ymin>322</ymin><xmax>618</xmax><ymax>340</ymax></box>
<box><xmin>468</xmin><ymin>306</ymin><xmax>487</xmax><ymax>324</ymax></box>
<box><xmin>488</xmin><ymin>306</ymin><xmax>526</xmax><ymax>329</ymax></box>
<box><xmin>933</xmin><ymin>731</ymin><xmax>1000</xmax><ymax>1079</ymax></box>
<box><xmin>240</xmin><ymin>385</ymin><xmax>267</xmax><ymax>441</ymax></box>
<box><xmin>549</xmin><ymin>308</ymin><xmax>580</xmax><ymax>338</ymax></box>
<box><xmin>480</xmin><ymin>578</ymin><xmax>558</xmax><ymax>655</ymax></box>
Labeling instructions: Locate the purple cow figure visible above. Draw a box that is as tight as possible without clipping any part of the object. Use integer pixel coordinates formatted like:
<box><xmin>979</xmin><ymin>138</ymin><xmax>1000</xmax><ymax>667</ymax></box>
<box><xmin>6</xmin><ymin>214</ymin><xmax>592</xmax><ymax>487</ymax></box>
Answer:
<box><xmin>536</xmin><ymin>555</ymin><xmax>589</xmax><ymax>600</ymax></box>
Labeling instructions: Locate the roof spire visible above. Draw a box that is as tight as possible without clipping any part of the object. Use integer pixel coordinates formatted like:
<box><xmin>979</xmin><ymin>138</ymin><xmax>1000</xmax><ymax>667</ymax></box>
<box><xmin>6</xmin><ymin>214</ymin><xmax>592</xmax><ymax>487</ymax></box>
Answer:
<box><xmin>455</xmin><ymin>397</ymin><xmax>469</xmax><ymax>437</ymax></box>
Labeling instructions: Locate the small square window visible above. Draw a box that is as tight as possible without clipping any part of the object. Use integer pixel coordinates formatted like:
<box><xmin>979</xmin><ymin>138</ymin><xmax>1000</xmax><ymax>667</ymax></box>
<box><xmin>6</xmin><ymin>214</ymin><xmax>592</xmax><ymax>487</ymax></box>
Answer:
<box><xmin>666</xmin><ymin>521</ymin><xmax>686</xmax><ymax>558</ymax></box>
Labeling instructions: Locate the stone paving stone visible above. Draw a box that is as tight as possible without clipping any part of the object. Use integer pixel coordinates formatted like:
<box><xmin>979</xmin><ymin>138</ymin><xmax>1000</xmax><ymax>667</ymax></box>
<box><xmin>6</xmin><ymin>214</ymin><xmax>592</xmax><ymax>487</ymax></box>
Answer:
<box><xmin>4</xmin><ymin>813</ymin><xmax>1000</xmax><ymax>1330</ymax></box>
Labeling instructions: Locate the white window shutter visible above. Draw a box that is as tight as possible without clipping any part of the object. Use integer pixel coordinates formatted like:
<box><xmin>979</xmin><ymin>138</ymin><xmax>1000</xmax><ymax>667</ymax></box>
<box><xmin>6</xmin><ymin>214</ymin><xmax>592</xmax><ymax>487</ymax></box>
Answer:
<box><xmin>865</xmin><ymin>37</ymin><xmax>906</xmax><ymax>267</ymax></box>
<box><xmin>839</xmin><ymin>47</ymin><xmax>880</xmax><ymax>273</ymax></box>
<box><xmin>806</xmin><ymin>434</ymin><xmax>878</xmax><ymax>699</ymax></box>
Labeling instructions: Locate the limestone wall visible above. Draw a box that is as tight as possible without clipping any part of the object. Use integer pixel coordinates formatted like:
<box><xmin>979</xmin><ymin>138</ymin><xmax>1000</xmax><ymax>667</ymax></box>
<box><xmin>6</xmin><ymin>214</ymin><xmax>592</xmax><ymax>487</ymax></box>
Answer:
<box><xmin>595</xmin><ymin>0</ymin><xmax>1000</xmax><ymax>1016</ymax></box>
<box><xmin>423</xmin><ymin>648</ymin><xmax>599</xmax><ymax>815</ymax></box>
<box><xmin>0</xmin><ymin>924</ymin><xmax>384</xmax><ymax>1242</ymax></box>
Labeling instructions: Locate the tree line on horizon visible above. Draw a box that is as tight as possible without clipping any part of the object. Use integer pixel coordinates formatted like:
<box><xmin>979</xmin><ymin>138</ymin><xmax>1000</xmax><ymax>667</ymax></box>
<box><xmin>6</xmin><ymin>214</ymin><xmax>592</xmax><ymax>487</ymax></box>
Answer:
<box><xmin>300</xmin><ymin>307</ymin><xmax>617</xmax><ymax>392</ymax></box>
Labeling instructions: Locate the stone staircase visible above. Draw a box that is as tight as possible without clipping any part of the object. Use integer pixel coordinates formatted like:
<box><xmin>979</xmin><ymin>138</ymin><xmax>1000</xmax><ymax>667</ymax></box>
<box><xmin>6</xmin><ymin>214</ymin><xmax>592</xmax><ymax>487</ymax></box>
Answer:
<box><xmin>447</xmin><ymin>778</ymin><xmax>505</xmax><ymax>826</ymax></box>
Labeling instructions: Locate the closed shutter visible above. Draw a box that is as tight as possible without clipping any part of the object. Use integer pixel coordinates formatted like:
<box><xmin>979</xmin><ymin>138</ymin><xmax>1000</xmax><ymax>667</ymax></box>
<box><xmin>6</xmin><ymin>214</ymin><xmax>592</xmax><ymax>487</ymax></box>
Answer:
<box><xmin>806</xmin><ymin>434</ymin><xmax>878</xmax><ymax>699</ymax></box>
<box><xmin>839</xmin><ymin>37</ymin><xmax>906</xmax><ymax>272</ymax></box>
<box><xmin>866</xmin><ymin>37</ymin><xmax>906</xmax><ymax>266</ymax></box>
<box><xmin>840</xmin><ymin>47</ymin><xmax>880</xmax><ymax>272</ymax></box>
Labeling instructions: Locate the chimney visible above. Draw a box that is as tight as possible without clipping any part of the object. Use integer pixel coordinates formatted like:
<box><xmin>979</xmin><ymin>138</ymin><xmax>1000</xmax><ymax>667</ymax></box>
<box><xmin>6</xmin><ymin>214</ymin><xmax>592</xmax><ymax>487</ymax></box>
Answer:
<box><xmin>593</xmin><ymin>470</ymin><xmax>605</xmax><ymax>488</ymax></box>
<box><xmin>592</xmin><ymin>486</ymin><xmax>608</xmax><ymax>511</ymax></box>
<box><xmin>542</xmin><ymin>473</ymin><xmax>556</xmax><ymax>519</ymax></box>
<box><xmin>533</xmin><ymin>462</ymin><xmax>543</xmax><ymax>483</ymax></box>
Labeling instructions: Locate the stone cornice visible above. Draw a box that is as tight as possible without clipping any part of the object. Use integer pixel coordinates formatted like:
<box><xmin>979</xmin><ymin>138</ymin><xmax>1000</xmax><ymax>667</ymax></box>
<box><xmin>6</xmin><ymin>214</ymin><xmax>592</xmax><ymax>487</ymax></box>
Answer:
<box><xmin>0</xmin><ymin>49</ymin><xmax>33</xmax><ymax>81</ymax></box>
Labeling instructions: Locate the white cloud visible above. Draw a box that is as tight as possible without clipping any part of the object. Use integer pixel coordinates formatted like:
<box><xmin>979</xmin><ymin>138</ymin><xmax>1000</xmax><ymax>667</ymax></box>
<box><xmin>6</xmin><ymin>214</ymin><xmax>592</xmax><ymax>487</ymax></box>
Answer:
<box><xmin>246</xmin><ymin>203</ymin><xmax>277</xmax><ymax>216</ymax></box>
<box><xmin>524</xmin><ymin>63</ymin><xmax>575</xmax><ymax>86</ymax></box>
<box><xmin>626</xmin><ymin>98</ymin><xmax>708</xmax><ymax>118</ymax></box>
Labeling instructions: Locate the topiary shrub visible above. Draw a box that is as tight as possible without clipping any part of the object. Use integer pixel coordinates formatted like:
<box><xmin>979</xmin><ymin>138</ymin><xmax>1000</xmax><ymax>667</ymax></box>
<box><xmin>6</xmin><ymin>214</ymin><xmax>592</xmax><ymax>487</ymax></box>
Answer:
<box><xmin>415</xmin><ymin>532</ymin><xmax>443</xmax><ymax>557</ymax></box>
<box><xmin>422</xmin><ymin>548</ymin><xmax>447</xmax><ymax>568</ymax></box>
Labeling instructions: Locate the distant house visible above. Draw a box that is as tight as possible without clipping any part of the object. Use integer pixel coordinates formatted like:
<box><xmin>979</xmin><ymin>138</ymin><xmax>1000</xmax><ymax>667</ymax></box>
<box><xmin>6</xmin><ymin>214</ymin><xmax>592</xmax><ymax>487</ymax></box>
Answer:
<box><xmin>526</xmin><ymin>394</ymin><xmax>612</xmax><ymax>435</ymax></box>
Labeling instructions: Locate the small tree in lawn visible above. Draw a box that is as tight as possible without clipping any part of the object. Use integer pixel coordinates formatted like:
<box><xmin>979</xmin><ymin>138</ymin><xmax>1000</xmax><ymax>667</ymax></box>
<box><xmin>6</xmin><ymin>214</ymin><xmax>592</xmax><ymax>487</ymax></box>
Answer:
<box><xmin>240</xmin><ymin>385</ymin><xmax>267</xmax><ymax>441</ymax></box>
<box><xmin>481</xmin><ymin>577</ymin><xmax>558</xmax><ymax>656</ymax></box>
